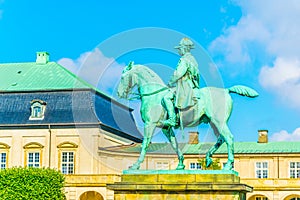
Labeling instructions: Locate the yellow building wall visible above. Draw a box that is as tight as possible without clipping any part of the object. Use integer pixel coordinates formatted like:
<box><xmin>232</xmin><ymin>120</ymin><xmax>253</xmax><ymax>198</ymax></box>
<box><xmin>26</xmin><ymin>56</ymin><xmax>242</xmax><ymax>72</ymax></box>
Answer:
<box><xmin>2</xmin><ymin>127</ymin><xmax>300</xmax><ymax>200</ymax></box>
<box><xmin>0</xmin><ymin>127</ymin><xmax>132</xmax><ymax>173</ymax></box>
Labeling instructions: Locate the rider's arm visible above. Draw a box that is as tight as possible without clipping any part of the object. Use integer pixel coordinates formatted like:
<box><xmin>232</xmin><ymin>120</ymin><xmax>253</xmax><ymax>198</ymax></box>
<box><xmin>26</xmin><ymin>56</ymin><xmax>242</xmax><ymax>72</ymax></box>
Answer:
<box><xmin>169</xmin><ymin>58</ymin><xmax>187</xmax><ymax>84</ymax></box>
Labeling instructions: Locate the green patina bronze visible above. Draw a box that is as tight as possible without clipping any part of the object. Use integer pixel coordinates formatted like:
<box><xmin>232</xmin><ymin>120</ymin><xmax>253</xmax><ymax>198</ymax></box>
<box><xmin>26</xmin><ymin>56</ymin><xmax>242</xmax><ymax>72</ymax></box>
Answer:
<box><xmin>117</xmin><ymin>39</ymin><xmax>258</xmax><ymax>171</ymax></box>
<box><xmin>162</xmin><ymin>38</ymin><xmax>200</xmax><ymax>127</ymax></box>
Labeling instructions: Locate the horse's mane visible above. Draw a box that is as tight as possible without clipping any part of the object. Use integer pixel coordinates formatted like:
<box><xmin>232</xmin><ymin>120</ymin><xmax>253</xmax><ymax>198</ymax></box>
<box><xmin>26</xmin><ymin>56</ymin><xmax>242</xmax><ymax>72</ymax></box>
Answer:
<box><xmin>132</xmin><ymin>65</ymin><xmax>165</xmax><ymax>85</ymax></box>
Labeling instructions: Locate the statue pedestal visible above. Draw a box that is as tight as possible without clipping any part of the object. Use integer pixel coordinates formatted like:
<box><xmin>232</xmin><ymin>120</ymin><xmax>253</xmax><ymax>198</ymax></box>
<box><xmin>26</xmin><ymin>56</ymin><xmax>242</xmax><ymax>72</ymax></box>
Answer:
<box><xmin>107</xmin><ymin>170</ymin><xmax>252</xmax><ymax>200</ymax></box>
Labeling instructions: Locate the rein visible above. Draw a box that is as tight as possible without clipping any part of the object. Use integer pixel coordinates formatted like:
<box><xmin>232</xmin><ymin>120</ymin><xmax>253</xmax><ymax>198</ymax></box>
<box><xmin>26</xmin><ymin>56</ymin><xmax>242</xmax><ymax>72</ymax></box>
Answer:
<box><xmin>128</xmin><ymin>86</ymin><xmax>170</xmax><ymax>100</ymax></box>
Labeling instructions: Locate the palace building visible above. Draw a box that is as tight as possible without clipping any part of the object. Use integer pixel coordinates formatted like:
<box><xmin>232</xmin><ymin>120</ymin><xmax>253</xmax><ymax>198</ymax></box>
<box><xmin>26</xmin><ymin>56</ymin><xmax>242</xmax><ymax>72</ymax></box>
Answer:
<box><xmin>0</xmin><ymin>52</ymin><xmax>300</xmax><ymax>200</ymax></box>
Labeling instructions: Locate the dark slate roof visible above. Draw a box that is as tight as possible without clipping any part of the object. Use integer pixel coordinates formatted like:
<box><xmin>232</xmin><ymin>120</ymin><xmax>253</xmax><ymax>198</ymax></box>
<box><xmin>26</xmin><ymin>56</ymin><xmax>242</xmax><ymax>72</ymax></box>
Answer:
<box><xmin>0</xmin><ymin>90</ymin><xmax>142</xmax><ymax>142</ymax></box>
<box><xmin>100</xmin><ymin>141</ymin><xmax>300</xmax><ymax>154</ymax></box>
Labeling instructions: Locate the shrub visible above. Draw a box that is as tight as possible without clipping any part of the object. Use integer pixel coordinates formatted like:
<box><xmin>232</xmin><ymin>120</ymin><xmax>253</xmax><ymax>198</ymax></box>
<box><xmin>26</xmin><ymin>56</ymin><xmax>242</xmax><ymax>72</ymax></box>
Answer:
<box><xmin>198</xmin><ymin>158</ymin><xmax>222</xmax><ymax>170</ymax></box>
<box><xmin>0</xmin><ymin>167</ymin><xmax>65</xmax><ymax>200</ymax></box>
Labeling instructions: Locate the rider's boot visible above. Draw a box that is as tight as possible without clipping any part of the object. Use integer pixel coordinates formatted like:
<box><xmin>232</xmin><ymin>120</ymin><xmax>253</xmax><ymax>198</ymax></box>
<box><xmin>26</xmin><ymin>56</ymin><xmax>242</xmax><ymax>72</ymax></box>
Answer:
<box><xmin>163</xmin><ymin>115</ymin><xmax>176</xmax><ymax>127</ymax></box>
<box><xmin>162</xmin><ymin>99</ymin><xmax>177</xmax><ymax>127</ymax></box>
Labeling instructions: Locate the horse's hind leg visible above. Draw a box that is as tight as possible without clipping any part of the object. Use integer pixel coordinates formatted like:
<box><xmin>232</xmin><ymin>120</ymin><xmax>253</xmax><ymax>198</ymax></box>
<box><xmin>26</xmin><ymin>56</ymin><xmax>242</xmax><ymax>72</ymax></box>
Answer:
<box><xmin>206</xmin><ymin>134</ymin><xmax>224</xmax><ymax>168</ymax></box>
<box><xmin>222</xmin><ymin>125</ymin><xmax>234</xmax><ymax>170</ymax></box>
<box><xmin>208</xmin><ymin>121</ymin><xmax>234</xmax><ymax>170</ymax></box>
<box><xmin>162</xmin><ymin>127</ymin><xmax>185</xmax><ymax>170</ymax></box>
<box><xmin>131</xmin><ymin>123</ymin><xmax>156</xmax><ymax>170</ymax></box>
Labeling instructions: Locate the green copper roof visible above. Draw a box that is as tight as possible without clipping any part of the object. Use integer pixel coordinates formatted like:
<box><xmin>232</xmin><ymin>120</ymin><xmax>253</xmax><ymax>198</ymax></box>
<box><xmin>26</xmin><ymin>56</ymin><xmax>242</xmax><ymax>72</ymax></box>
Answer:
<box><xmin>102</xmin><ymin>141</ymin><xmax>300</xmax><ymax>155</ymax></box>
<box><xmin>0</xmin><ymin>62</ymin><xmax>98</xmax><ymax>92</ymax></box>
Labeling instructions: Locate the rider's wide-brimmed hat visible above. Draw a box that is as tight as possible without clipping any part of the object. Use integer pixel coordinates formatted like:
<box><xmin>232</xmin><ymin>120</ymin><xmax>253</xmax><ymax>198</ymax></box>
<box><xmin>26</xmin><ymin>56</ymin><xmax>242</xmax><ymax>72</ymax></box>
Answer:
<box><xmin>174</xmin><ymin>37</ymin><xmax>195</xmax><ymax>49</ymax></box>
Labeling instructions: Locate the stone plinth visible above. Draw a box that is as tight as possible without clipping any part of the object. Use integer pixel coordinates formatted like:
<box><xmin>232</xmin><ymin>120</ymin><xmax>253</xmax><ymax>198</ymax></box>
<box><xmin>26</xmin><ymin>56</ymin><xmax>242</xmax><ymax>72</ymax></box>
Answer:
<box><xmin>107</xmin><ymin>170</ymin><xmax>252</xmax><ymax>200</ymax></box>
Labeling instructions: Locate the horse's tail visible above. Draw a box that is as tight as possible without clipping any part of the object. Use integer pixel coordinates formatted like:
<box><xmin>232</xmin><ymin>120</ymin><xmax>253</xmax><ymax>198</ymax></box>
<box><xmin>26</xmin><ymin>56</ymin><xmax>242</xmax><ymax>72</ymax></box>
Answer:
<box><xmin>227</xmin><ymin>85</ymin><xmax>259</xmax><ymax>98</ymax></box>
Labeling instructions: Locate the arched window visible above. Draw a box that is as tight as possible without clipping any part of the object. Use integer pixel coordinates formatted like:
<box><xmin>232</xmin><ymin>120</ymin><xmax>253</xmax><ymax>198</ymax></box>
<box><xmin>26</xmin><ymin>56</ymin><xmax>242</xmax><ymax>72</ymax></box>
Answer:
<box><xmin>0</xmin><ymin>143</ymin><xmax>10</xmax><ymax>170</ymax></box>
<box><xmin>79</xmin><ymin>191</ymin><xmax>104</xmax><ymax>200</ymax></box>
<box><xmin>255</xmin><ymin>197</ymin><xmax>268</xmax><ymax>200</ymax></box>
<box><xmin>284</xmin><ymin>195</ymin><xmax>300</xmax><ymax>200</ymax></box>
<box><xmin>57</xmin><ymin>142</ymin><xmax>78</xmax><ymax>174</ymax></box>
<box><xmin>29</xmin><ymin>100</ymin><xmax>47</xmax><ymax>120</ymax></box>
<box><xmin>248</xmin><ymin>195</ymin><xmax>269</xmax><ymax>200</ymax></box>
<box><xmin>23</xmin><ymin>142</ymin><xmax>44</xmax><ymax>168</ymax></box>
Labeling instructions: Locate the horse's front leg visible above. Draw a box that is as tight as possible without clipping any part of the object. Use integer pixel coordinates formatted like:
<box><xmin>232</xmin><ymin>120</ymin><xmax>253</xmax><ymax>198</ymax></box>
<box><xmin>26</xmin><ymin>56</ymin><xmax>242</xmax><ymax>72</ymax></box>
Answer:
<box><xmin>130</xmin><ymin>122</ymin><xmax>156</xmax><ymax>170</ymax></box>
<box><xmin>162</xmin><ymin>127</ymin><xmax>185</xmax><ymax>170</ymax></box>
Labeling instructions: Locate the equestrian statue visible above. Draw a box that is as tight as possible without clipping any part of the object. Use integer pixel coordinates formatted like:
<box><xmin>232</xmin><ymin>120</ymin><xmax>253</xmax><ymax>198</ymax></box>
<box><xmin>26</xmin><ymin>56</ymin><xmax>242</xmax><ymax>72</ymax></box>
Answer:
<box><xmin>117</xmin><ymin>38</ymin><xmax>258</xmax><ymax>171</ymax></box>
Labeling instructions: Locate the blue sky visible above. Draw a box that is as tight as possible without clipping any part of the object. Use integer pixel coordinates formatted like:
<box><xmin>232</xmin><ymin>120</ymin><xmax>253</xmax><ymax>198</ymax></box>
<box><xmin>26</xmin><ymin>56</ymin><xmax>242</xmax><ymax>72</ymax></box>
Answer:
<box><xmin>0</xmin><ymin>0</ymin><xmax>299</xmax><ymax>142</ymax></box>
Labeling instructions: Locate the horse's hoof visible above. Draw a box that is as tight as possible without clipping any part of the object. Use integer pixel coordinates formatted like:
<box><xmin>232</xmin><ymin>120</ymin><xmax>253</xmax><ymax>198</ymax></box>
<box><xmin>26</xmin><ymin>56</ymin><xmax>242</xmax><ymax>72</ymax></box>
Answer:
<box><xmin>206</xmin><ymin>157</ymin><xmax>213</xmax><ymax>168</ymax></box>
<box><xmin>129</xmin><ymin>163</ymin><xmax>140</xmax><ymax>170</ymax></box>
<box><xmin>176</xmin><ymin>164</ymin><xmax>185</xmax><ymax>170</ymax></box>
<box><xmin>222</xmin><ymin>162</ymin><xmax>233</xmax><ymax>170</ymax></box>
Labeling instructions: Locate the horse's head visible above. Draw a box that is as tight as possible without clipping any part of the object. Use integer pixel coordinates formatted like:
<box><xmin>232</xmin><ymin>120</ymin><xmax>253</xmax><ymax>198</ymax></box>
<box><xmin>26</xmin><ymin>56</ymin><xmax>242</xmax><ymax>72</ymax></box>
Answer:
<box><xmin>117</xmin><ymin>61</ymin><xmax>137</xmax><ymax>99</ymax></box>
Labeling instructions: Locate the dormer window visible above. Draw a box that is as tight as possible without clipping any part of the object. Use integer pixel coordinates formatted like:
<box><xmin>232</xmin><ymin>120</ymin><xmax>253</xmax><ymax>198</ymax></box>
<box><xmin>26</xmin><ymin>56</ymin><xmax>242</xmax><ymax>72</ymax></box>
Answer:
<box><xmin>29</xmin><ymin>100</ymin><xmax>47</xmax><ymax>120</ymax></box>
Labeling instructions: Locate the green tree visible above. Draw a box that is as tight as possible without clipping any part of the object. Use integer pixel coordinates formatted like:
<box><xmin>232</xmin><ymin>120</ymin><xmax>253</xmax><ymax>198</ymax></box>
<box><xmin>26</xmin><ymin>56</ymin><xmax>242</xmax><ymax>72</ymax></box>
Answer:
<box><xmin>198</xmin><ymin>158</ymin><xmax>222</xmax><ymax>170</ymax></box>
<box><xmin>0</xmin><ymin>167</ymin><xmax>65</xmax><ymax>200</ymax></box>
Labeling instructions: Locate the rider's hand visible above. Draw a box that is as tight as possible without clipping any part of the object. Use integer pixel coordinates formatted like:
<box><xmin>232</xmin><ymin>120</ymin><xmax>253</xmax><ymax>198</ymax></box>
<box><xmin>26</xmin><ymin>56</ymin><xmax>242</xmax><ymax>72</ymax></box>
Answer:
<box><xmin>167</xmin><ymin>82</ymin><xmax>175</xmax><ymax>88</ymax></box>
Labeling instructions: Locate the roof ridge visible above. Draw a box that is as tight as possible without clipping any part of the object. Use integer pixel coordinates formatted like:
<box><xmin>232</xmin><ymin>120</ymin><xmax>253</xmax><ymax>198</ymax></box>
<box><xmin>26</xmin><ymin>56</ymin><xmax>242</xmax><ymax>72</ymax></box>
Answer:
<box><xmin>55</xmin><ymin>62</ymin><xmax>123</xmax><ymax>104</ymax></box>
<box><xmin>0</xmin><ymin>60</ymin><xmax>134</xmax><ymax>111</ymax></box>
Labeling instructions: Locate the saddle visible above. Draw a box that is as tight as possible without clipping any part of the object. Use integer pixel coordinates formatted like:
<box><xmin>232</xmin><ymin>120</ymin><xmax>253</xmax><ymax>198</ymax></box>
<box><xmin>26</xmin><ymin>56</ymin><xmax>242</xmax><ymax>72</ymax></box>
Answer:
<box><xmin>173</xmin><ymin>97</ymin><xmax>206</xmax><ymax>129</ymax></box>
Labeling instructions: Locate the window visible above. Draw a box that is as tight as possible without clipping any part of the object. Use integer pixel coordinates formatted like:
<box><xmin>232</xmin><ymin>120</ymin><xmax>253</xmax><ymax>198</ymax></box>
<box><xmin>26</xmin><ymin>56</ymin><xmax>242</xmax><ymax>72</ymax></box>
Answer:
<box><xmin>23</xmin><ymin>142</ymin><xmax>43</xmax><ymax>168</ymax></box>
<box><xmin>190</xmin><ymin>162</ymin><xmax>201</xmax><ymax>170</ymax></box>
<box><xmin>255</xmin><ymin>162</ymin><xmax>268</xmax><ymax>178</ymax></box>
<box><xmin>32</xmin><ymin>106</ymin><xmax>42</xmax><ymax>117</ymax></box>
<box><xmin>57</xmin><ymin>142</ymin><xmax>78</xmax><ymax>174</ymax></box>
<box><xmin>27</xmin><ymin>152</ymin><xmax>40</xmax><ymax>168</ymax></box>
<box><xmin>0</xmin><ymin>143</ymin><xmax>10</xmax><ymax>170</ymax></box>
<box><xmin>61</xmin><ymin>152</ymin><xmax>74</xmax><ymax>174</ymax></box>
<box><xmin>255</xmin><ymin>196</ymin><xmax>268</xmax><ymax>200</ymax></box>
<box><xmin>29</xmin><ymin>100</ymin><xmax>46</xmax><ymax>120</ymax></box>
<box><xmin>290</xmin><ymin>162</ymin><xmax>300</xmax><ymax>178</ymax></box>
<box><xmin>155</xmin><ymin>161</ymin><xmax>169</xmax><ymax>170</ymax></box>
<box><xmin>0</xmin><ymin>152</ymin><xmax>6</xmax><ymax>169</ymax></box>
<box><xmin>222</xmin><ymin>162</ymin><xmax>234</xmax><ymax>170</ymax></box>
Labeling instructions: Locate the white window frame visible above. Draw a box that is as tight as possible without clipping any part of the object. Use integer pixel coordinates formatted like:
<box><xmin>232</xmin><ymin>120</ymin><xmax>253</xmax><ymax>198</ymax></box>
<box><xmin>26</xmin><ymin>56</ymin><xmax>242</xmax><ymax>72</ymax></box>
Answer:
<box><xmin>255</xmin><ymin>196</ymin><xmax>268</xmax><ymax>200</ymax></box>
<box><xmin>29</xmin><ymin>100</ymin><xmax>46</xmax><ymax>120</ymax></box>
<box><xmin>289</xmin><ymin>162</ymin><xmax>300</xmax><ymax>178</ymax></box>
<box><xmin>189</xmin><ymin>162</ymin><xmax>201</xmax><ymax>170</ymax></box>
<box><xmin>290</xmin><ymin>197</ymin><xmax>300</xmax><ymax>200</ymax></box>
<box><xmin>61</xmin><ymin>151</ymin><xmax>75</xmax><ymax>174</ymax></box>
<box><xmin>27</xmin><ymin>152</ymin><xmax>40</xmax><ymax>168</ymax></box>
<box><xmin>0</xmin><ymin>152</ymin><xmax>7</xmax><ymax>170</ymax></box>
<box><xmin>255</xmin><ymin>161</ymin><xmax>268</xmax><ymax>178</ymax></box>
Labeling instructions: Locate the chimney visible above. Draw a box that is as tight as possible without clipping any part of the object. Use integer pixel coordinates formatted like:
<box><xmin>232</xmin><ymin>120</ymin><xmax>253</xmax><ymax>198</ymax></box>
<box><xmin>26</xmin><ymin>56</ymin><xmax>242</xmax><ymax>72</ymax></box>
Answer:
<box><xmin>188</xmin><ymin>131</ymin><xmax>199</xmax><ymax>144</ymax></box>
<box><xmin>36</xmin><ymin>52</ymin><xmax>49</xmax><ymax>64</ymax></box>
<box><xmin>258</xmin><ymin>130</ymin><xmax>268</xmax><ymax>143</ymax></box>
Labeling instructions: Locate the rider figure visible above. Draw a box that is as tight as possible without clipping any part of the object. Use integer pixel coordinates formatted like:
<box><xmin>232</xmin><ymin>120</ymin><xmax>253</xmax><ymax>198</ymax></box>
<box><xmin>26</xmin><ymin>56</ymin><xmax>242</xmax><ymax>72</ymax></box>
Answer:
<box><xmin>162</xmin><ymin>37</ymin><xmax>200</xmax><ymax>127</ymax></box>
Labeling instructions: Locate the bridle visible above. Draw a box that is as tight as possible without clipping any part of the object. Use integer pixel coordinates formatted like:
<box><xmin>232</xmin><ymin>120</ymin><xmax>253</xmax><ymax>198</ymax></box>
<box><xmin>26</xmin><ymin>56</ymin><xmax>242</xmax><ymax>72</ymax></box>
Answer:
<box><xmin>127</xmin><ymin>86</ymin><xmax>170</xmax><ymax>100</ymax></box>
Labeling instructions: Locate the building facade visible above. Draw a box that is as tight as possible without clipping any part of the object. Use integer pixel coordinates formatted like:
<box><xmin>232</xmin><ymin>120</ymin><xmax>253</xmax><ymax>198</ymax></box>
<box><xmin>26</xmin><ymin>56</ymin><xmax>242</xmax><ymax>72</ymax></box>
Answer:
<box><xmin>98</xmin><ymin>131</ymin><xmax>300</xmax><ymax>200</ymax></box>
<box><xmin>1</xmin><ymin>53</ymin><xmax>300</xmax><ymax>200</ymax></box>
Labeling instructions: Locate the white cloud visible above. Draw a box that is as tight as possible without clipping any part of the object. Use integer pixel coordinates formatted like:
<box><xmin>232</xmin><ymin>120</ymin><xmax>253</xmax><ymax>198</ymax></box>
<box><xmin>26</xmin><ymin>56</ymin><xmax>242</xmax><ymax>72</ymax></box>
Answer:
<box><xmin>58</xmin><ymin>48</ymin><xmax>124</xmax><ymax>95</ymax></box>
<box><xmin>209</xmin><ymin>0</ymin><xmax>300</xmax><ymax>108</ymax></box>
<box><xmin>270</xmin><ymin>128</ymin><xmax>300</xmax><ymax>141</ymax></box>
<box><xmin>259</xmin><ymin>57</ymin><xmax>300</xmax><ymax>108</ymax></box>
<box><xmin>209</xmin><ymin>14</ymin><xmax>270</xmax><ymax>64</ymax></box>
